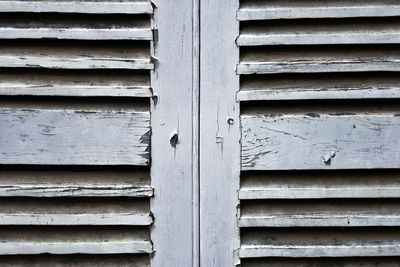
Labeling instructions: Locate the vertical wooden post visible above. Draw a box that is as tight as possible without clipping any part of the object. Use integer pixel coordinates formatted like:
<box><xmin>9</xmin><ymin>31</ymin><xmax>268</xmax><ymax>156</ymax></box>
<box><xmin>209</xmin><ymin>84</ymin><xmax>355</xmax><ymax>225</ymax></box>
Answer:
<box><xmin>200</xmin><ymin>0</ymin><xmax>241</xmax><ymax>265</ymax></box>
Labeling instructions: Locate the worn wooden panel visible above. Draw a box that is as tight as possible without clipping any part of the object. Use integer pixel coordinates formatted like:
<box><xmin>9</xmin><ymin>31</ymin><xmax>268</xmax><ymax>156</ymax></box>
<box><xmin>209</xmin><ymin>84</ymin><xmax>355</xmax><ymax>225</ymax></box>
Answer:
<box><xmin>0</xmin><ymin>170</ymin><xmax>152</xmax><ymax>197</ymax></box>
<box><xmin>242</xmin><ymin>257</ymin><xmax>400</xmax><ymax>267</ymax></box>
<box><xmin>238</xmin><ymin>46</ymin><xmax>400</xmax><ymax>74</ymax></box>
<box><xmin>238</xmin><ymin>19</ymin><xmax>400</xmax><ymax>46</ymax></box>
<box><xmin>241</xmin><ymin>110</ymin><xmax>400</xmax><ymax>170</ymax></box>
<box><xmin>240</xmin><ymin>200</ymin><xmax>400</xmax><ymax>227</ymax></box>
<box><xmin>0</xmin><ymin>0</ymin><xmax>153</xmax><ymax>14</ymax></box>
<box><xmin>0</xmin><ymin>14</ymin><xmax>151</xmax><ymax>40</ymax></box>
<box><xmin>238</xmin><ymin>0</ymin><xmax>400</xmax><ymax>20</ymax></box>
<box><xmin>0</xmin><ymin>228</ymin><xmax>152</xmax><ymax>255</ymax></box>
<box><xmin>0</xmin><ymin>41</ymin><xmax>152</xmax><ymax>69</ymax></box>
<box><xmin>0</xmin><ymin>70</ymin><xmax>151</xmax><ymax>97</ymax></box>
<box><xmin>0</xmin><ymin>198</ymin><xmax>151</xmax><ymax>225</ymax></box>
<box><xmin>238</xmin><ymin>73</ymin><xmax>400</xmax><ymax>101</ymax></box>
<box><xmin>240</xmin><ymin>172</ymin><xmax>400</xmax><ymax>199</ymax></box>
<box><xmin>240</xmin><ymin>228</ymin><xmax>400</xmax><ymax>258</ymax></box>
<box><xmin>0</xmin><ymin>107</ymin><xmax>150</xmax><ymax>165</ymax></box>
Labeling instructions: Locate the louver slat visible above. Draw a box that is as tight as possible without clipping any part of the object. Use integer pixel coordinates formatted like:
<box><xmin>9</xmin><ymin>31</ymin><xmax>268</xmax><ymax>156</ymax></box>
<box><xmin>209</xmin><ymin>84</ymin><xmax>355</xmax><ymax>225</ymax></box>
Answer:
<box><xmin>0</xmin><ymin>0</ymin><xmax>153</xmax><ymax>14</ymax></box>
<box><xmin>0</xmin><ymin>228</ymin><xmax>152</xmax><ymax>255</ymax></box>
<box><xmin>237</xmin><ymin>0</ymin><xmax>400</xmax><ymax>20</ymax></box>
<box><xmin>240</xmin><ymin>229</ymin><xmax>400</xmax><ymax>258</ymax></box>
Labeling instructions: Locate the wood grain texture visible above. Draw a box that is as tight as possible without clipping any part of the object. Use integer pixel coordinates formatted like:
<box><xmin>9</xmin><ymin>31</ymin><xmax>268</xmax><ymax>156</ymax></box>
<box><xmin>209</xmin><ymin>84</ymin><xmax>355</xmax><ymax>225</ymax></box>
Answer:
<box><xmin>0</xmin><ymin>170</ymin><xmax>152</xmax><ymax>197</ymax></box>
<box><xmin>0</xmin><ymin>198</ymin><xmax>152</xmax><ymax>225</ymax></box>
<box><xmin>237</xmin><ymin>20</ymin><xmax>400</xmax><ymax>46</ymax></box>
<box><xmin>240</xmin><ymin>172</ymin><xmax>400</xmax><ymax>199</ymax></box>
<box><xmin>238</xmin><ymin>0</ymin><xmax>400</xmax><ymax>20</ymax></box>
<box><xmin>150</xmin><ymin>0</ymin><xmax>199</xmax><ymax>266</ymax></box>
<box><xmin>200</xmin><ymin>0</ymin><xmax>241</xmax><ymax>265</ymax></box>
<box><xmin>237</xmin><ymin>47</ymin><xmax>400</xmax><ymax>74</ymax></box>
<box><xmin>241</xmin><ymin>111</ymin><xmax>400</xmax><ymax>170</ymax></box>
<box><xmin>0</xmin><ymin>43</ymin><xmax>153</xmax><ymax>69</ymax></box>
<box><xmin>0</xmin><ymin>71</ymin><xmax>151</xmax><ymax>97</ymax></box>
<box><xmin>240</xmin><ymin>229</ymin><xmax>400</xmax><ymax>258</ymax></box>
<box><xmin>238</xmin><ymin>74</ymin><xmax>400</xmax><ymax>101</ymax></box>
<box><xmin>0</xmin><ymin>0</ymin><xmax>153</xmax><ymax>14</ymax></box>
<box><xmin>0</xmin><ymin>107</ymin><xmax>150</xmax><ymax>165</ymax></box>
<box><xmin>239</xmin><ymin>200</ymin><xmax>400</xmax><ymax>227</ymax></box>
<box><xmin>0</xmin><ymin>228</ymin><xmax>152</xmax><ymax>255</ymax></box>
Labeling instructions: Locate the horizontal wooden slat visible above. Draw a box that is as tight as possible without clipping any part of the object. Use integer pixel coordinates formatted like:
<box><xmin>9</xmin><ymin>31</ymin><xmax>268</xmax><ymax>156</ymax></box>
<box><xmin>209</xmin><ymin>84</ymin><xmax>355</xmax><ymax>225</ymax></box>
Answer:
<box><xmin>0</xmin><ymin>41</ymin><xmax>153</xmax><ymax>69</ymax></box>
<box><xmin>238</xmin><ymin>0</ymin><xmax>400</xmax><ymax>20</ymax></box>
<box><xmin>0</xmin><ymin>170</ymin><xmax>152</xmax><ymax>197</ymax></box>
<box><xmin>238</xmin><ymin>73</ymin><xmax>400</xmax><ymax>101</ymax></box>
<box><xmin>0</xmin><ymin>254</ymin><xmax>150</xmax><ymax>267</ymax></box>
<box><xmin>241</xmin><ymin>109</ymin><xmax>400</xmax><ymax>170</ymax></box>
<box><xmin>0</xmin><ymin>70</ymin><xmax>151</xmax><ymax>97</ymax></box>
<box><xmin>0</xmin><ymin>107</ymin><xmax>150</xmax><ymax>165</ymax></box>
<box><xmin>242</xmin><ymin>257</ymin><xmax>400</xmax><ymax>267</ymax></box>
<box><xmin>239</xmin><ymin>200</ymin><xmax>400</xmax><ymax>227</ymax></box>
<box><xmin>240</xmin><ymin>228</ymin><xmax>400</xmax><ymax>258</ymax></box>
<box><xmin>237</xmin><ymin>46</ymin><xmax>400</xmax><ymax>74</ymax></box>
<box><xmin>237</xmin><ymin>19</ymin><xmax>400</xmax><ymax>46</ymax></box>
<box><xmin>0</xmin><ymin>227</ymin><xmax>152</xmax><ymax>255</ymax></box>
<box><xmin>0</xmin><ymin>198</ymin><xmax>151</xmax><ymax>225</ymax></box>
<box><xmin>240</xmin><ymin>172</ymin><xmax>400</xmax><ymax>199</ymax></box>
<box><xmin>0</xmin><ymin>0</ymin><xmax>153</xmax><ymax>14</ymax></box>
<box><xmin>0</xmin><ymin>13</ymin><xmax>151</xmax><ymax>40</ymax></box>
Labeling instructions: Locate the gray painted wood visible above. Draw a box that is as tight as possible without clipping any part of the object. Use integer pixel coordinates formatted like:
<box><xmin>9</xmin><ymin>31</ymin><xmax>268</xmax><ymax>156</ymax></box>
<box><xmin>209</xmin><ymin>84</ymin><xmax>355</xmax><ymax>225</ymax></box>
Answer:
<box><xmin>240</xmin><ymin>229</ymin><xmax>400</xmax><ymax>258</ymax></box>
<box><xmin>150</xmin><ymin>0</ymin><xmax>199</xmax><ymax>266</ymax></box>
<box><xmin>0</xmin><ymin>170</ymin><xmax>152</xmax><ymax>197</ymax></box>
<box><xmin>239</xmin><ymin>200</ymin><xmax>400</xmax><ymax>227</ymax></box>
<box><xmin>0</xmin><ymin>228</ymin><xmax>152</xmax><ymax>255</ymax></box>
<box><xmin>242</xmin><ymin>111</ymin><xmax>400</xmax><ymax>170</ymax></box>
<box><xmin>200</xmin><ymin>0</ymin><xmax>241</xmax><ymax>266</ymax></box>
<box><xmin>240</xmin><ymin>172</ymin><xmax>400</xmax><ymax>199</ymax></box>
<box><xmin>0</xmin><ymin>71</ymin><xmax>151</xmax><ymax>97</ymax></box>
<box><xmin>0</xmin><ymin>0</ymin><xmax>153</xmax><ymax>14</ymax></box>
<box><xmin>237</xmin><ymin>0</ymin><xmax>400</xmax><ymax>20</ymax></box>
<box><xmin>0</xmin><ymin>199</ymin><xmax>152</xmax><ymax>225</ymax></box>
<box><xmin>238</xmin><ymin>74</ymin><xmax>400</xmax><ymax>101</ymax></box>
<box><xmin>237</xmin><ymin>20</ymin><xmax>400</xmax><ymax>46</ymax></box>
<box><xmin>237</xmin><ymin>47</ymin><xmax>400</xmax><ymax>74</ymax></box>
<box><xmin>0</xmin><ymin>44</ymin><xmax>153</xmax><ymax>70</ymax></box>
<box><xmin>0</xmin><ymin>107</ymin><xmax>150</xmax><ymax>165</ymax></box>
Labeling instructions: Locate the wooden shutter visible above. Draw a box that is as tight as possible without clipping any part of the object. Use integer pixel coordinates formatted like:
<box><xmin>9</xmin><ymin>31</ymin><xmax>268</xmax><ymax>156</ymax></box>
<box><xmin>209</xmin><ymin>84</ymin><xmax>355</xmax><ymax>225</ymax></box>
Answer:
<box><xmin>0</xmin><ymin>1</ymin><xmax>153</xmax><ymax>265</ymax></box>
<box><xmin>202</xmin><ymin>0</ymin><xmax>400</xmax><ymax>266</ymax></box>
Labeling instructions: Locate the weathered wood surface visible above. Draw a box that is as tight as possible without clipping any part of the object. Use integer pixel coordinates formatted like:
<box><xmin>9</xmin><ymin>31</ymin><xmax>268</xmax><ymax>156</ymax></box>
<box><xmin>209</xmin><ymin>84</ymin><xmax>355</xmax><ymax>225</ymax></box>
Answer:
<box><xmin>0</xmin><ymin>107</ymin><xmax>150</xmax><ymax>165</ymax></box>
<box><xmin>241</xmin><ymin>111</ymin><xmax>400</xmax><ymax>170</ymax></box>
<box><xmin>200</xmin><ymin>0</ymin><xmax>241</xmax><ymax>265</ymax></box>
<box><xmin>0</xmin><ymin>254</ymin><xmax>150</xmax><ymax>267</ymax></box>
<box><xmin>237</xmin><ymin>0</ymin><xmax>400</xmax><ymax>20</ymax></box>
<box><xmin>238</xmin><ymin>74</ymin><xmax>400</xmax><ymax>101</ymax></box>
<box><xmin>0</xmin><ymin>71</ymin><xmax>152</xmax><ymax>97</ymax></box>
<box><xmin>0</xmin><ymin>198</ymin><xmax>151</xmax><ymax>225</ymax></box>
<box><xmin>150</xmin><ymin>0</ymin><xmax>200</xmax><ymax>266</ymax></box>
<box><xmin>240</xmin><ymin>172</ymin><xmax>400</xmax><ymax>199</ymax></box>
<box><xmin>0</xmin><ymin>14</ymin><xmax>151</xmax><ymax>40</ymax></box>
<box><xmin>0</xmin><ymin>0</ymin><xmax>153</xmax><ymax>14</ymax></box>
<box><xmin>239</xmin><ymin>200</ymin><xmax>400</xmax><ymax>227</ymax></box>
<box><xmin>0</xmin><ymin>43</ymin><xmax>153</xmax><ymax>69</ymax></box>
<box><xmin>242</xmin><ymin>257</ymin><xmax>400</xmax><ymax>267</ymax></box>
<box><xmin>240</xmin><ymin>229</ymin><xmax>400</xmax><ymax>258</ymax></box>
<box><xmin>0</xmin><ymin>228</ymin><xmax>152</xmax><ymax>254</ymax></box>
<box><xmin>0</xmin><ymin>170</ymin><xmax>152</xmax><ymax>197</ymax></box>
<box><xmin>238</xmin><ymin>47</ymin><xmax>400</xmax><ymax>74</ymax></box>
<box><xmin>237</xmin><ymin>20</ymin><xmax>400</xmax><ymax>46</ymax></box>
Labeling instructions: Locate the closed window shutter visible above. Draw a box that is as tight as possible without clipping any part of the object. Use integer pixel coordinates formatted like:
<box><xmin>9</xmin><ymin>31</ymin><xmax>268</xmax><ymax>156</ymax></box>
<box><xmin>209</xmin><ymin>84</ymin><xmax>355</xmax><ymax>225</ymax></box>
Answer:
<box><xmin>0</xmin><ymin>1</ymin><xmax>153</xmax><ymax>265</ymax></box>
<box><xmin>237</xmin><ymin>0</ymin><xmax>400</xmax><ymax>266</ymax></box>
